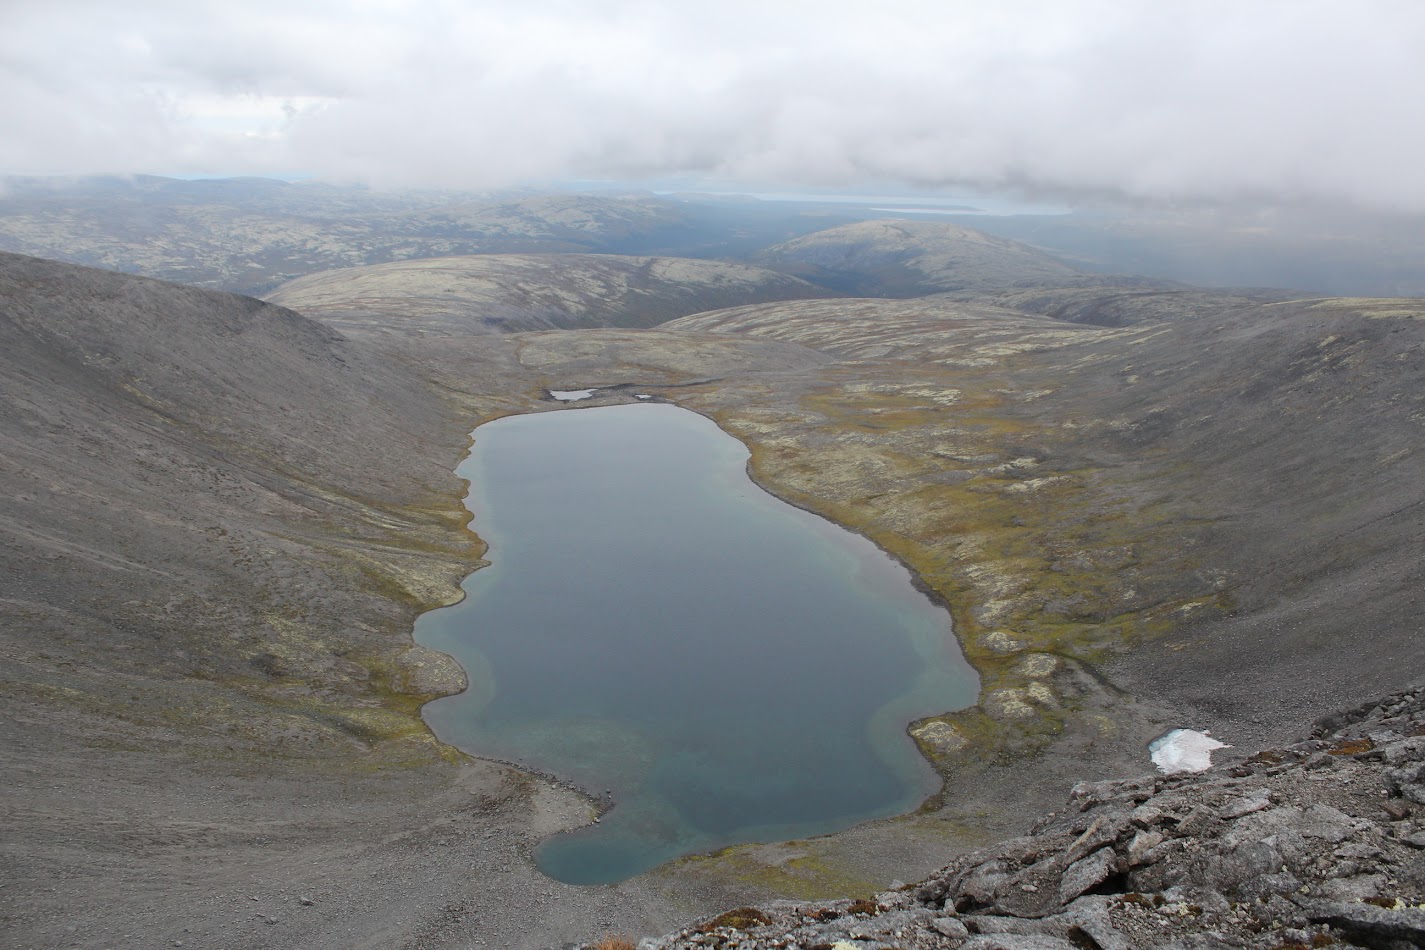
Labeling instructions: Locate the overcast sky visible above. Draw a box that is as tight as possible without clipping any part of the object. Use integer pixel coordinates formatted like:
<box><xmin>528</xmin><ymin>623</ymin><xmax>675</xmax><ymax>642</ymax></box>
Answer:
<box><xmin>4</xmin><ymin>0</ymin><xmax>1423</xmax><ymax>210</ymax></box>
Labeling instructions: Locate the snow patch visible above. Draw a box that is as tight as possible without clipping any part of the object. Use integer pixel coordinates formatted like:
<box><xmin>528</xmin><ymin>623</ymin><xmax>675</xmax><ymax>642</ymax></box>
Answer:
<box><xmin>550</xmin><ymin>389</ymin><xmax>595</xmax><ymax>401</ymax></box>
<box><xmin>1150</xmin><ymin>729</ymin><xmax>1229</xmax><ymax>774</ymax></box>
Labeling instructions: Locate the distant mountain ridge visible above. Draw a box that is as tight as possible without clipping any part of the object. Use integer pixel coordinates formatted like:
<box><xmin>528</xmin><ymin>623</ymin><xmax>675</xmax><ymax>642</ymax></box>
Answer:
<box><xmin>264</xmin><ymin>252</ymin><xmax>829</xmax><ymax>335</ymax></box>
<box><xmin>753</xmin><ymin>219</ymin><xmax>1083</xmax><ymax>296</ymax></box>
<box><xmin>0</xmin><ymin>176</ymin><xmax>889</xmax><ymax>299</ymax></box>
<box><xmin>0</xmin><ymin>178</ymin><xmax>697</xmax><ymax>295</ymax></box>
<box><xmin>9</xmin><ymin>177</ymin><xmax>1425</xmax><ymax>299</ymax></box>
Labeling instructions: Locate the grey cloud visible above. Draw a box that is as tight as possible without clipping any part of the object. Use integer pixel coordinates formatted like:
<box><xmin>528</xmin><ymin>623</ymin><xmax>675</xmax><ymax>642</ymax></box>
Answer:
<box><xmin>4</xmin><ymin>0</ymin><xmax>1424</xmax><ymax>211</ymax></box>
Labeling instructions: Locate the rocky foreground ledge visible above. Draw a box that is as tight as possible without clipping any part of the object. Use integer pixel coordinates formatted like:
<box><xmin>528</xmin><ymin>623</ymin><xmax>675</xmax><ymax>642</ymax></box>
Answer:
<box><xmin>605</xmin><ymin>687</ymin><xmax>1425</xmax><ymax>950</ymax></box>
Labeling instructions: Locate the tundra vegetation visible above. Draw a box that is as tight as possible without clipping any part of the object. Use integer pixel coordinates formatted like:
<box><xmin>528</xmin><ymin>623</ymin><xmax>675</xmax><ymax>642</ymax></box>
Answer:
<box><xmin>2</xmin><ymin>194</ymin><xmax>1423</xmax><ymax>948</ymax></box>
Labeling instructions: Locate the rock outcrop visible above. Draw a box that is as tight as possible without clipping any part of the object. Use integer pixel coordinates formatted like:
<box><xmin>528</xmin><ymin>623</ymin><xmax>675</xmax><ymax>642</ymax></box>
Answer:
<box><xmin>627</xmin><ymin>686</ymin><xmax>1425</xmax><ymax>949</ymax></box>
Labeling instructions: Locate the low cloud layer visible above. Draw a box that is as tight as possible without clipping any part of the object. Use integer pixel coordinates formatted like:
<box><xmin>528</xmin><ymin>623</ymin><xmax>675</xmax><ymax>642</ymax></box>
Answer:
<box><xmin>5</xmin><ymin>0</ymin><xmax>1423</xmax><ymax>210</ymax></box>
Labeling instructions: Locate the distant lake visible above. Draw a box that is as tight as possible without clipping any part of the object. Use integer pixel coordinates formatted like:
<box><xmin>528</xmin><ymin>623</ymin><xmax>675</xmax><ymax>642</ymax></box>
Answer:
<box><xmin>416</xmin><ymin>403</ymin><xmax>977</xmax><ymax>885</ymax></box>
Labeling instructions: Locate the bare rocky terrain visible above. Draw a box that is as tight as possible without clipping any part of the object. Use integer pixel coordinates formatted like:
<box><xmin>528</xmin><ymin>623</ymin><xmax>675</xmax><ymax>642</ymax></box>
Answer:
<box><xmin>3</xmin><ymin>203</ymin><xmax>1425</xmax><ymax>949</ymax></box>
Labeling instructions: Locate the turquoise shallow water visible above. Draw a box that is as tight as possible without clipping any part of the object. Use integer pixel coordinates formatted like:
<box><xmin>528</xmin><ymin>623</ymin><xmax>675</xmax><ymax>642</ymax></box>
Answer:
<box><xmin>416</xmin><ymin>403</ymin><xmax>977</xmax><ymax>885</ymax></box>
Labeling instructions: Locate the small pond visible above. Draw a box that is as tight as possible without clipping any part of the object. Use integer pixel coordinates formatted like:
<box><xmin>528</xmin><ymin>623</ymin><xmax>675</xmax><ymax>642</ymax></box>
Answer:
<box><xmin>416</xmin><ymin>403</ymin><xmax>977</xmax><ymax>885</ymax></box>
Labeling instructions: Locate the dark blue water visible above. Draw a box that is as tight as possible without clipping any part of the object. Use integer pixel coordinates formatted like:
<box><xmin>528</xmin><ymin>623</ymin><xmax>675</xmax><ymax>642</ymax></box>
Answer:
<box><xmin>416</xmin><ymin>403</ymin><xmax>976</xmax><ymax>885</ymax></box>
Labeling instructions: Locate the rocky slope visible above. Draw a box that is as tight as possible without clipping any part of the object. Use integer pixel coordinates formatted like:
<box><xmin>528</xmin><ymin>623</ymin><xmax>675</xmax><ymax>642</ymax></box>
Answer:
<box><xmin>753</xmin><ymin>221</ymin><xmax>1083</xmax><ymax>296</ymax></box>
<box><xmin>264</xmin><ymin>253</ymin><xmax>826</xmax><ymax>336</ymax></box>
<box><xmin>624</xmin><ymin>685</ymin><xmax>1425</xmax><ymax>950</ymax></box>
<box><xmin>0</xmin><ymin>251</ymin><xmax>855</xmax><ymax>949</ymax></box>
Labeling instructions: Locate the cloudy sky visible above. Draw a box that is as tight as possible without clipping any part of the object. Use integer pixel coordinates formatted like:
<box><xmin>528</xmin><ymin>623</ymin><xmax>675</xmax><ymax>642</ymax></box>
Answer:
<box><xmin>4</xmin><ymin>0</ymin><xmax>1423</xmax><ymax>210</ymax></box>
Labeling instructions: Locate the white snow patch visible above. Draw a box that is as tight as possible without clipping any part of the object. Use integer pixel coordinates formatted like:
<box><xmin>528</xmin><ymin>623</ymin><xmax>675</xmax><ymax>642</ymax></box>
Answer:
<box><xmin>550</xmin><ymin>389</ymin><xmax>595</xmax><ymax>402</ymax></box>
<box><xmin>635</xmin><ymin>394</ymin><xmax>652</xmax><ymax>400</ymax></box>
<box><xmin>1150</xmin><ymin>729</ymin><xmax>1229</xmax><ymax>774</ymax></box>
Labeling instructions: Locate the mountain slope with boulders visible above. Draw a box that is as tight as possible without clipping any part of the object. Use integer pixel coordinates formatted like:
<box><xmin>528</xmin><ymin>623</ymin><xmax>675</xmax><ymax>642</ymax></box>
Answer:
<box><xmin>623</xmin><ymin>685</ymin><xmax>1425</xmax><ymax>950</ymax></box>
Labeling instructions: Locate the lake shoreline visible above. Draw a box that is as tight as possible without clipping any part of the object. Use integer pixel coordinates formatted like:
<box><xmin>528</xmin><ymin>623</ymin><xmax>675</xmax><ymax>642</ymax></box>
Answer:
<box><xmin>414</xmin><ymin>400</ymin><xmax>978</xmax><ymax>884</ymax></box>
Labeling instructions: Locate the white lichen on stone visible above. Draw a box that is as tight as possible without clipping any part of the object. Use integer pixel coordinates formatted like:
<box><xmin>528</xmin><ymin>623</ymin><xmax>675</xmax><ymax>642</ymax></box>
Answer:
<box><xmin>990</xmin><ymin>456</ymin><xmax>1042</xmax><ymax>474</ymax></box>
<box><xmin>982</xmin><ymin>630</ymin><xmax>1025</xmax><ymax>654</ymax></box>
<box><xmin>1014</xmin><ymin>653</ymin><xmax>1060</xmax><ymax>677</ymax></box>
<box><xmin>911</xmin><ymin>719</ymin><xmax>968</xmax><ymax>753</ymax></box>
<box><xmin>1003</xmin><ymin>475</ymin><xmax>1071</xmax><ymax>494</ymax></box>
<box><xmin>1024</xmin><ymin>682</ymin><xmax>1058</xmax><ymax>708</ymax></box>
<box><xmin>986</xmin><ymin>688</ymin><xmax>1036</xmax><ymax>720</ymax></box>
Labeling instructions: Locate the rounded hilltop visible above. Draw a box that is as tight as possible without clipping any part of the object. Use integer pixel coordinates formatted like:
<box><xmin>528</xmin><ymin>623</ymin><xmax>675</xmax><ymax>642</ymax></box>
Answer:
<box><xmin>264</xmin><ymin>252</ymin><xmax>828</xmax><ymax>336</ymax></box>
<box><xmin>754</xmin><ymin>219</ymin><xmax>1084</xmax><ymax>296</ymax></box>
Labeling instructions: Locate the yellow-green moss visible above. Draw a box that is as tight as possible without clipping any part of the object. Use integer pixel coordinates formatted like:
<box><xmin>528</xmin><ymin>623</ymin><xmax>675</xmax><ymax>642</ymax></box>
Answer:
<box><xmin>671</xmin><ymin>843</ymin><xmax>881</xmax><ymax>901</ymax></box>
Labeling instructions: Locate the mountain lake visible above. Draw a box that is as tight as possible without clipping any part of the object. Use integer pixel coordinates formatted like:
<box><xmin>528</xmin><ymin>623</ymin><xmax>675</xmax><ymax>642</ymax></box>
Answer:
<box><xmin>416</xmin><ymin>402</ymin><xmax>978</xmax><ymax>885</ymax></box>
